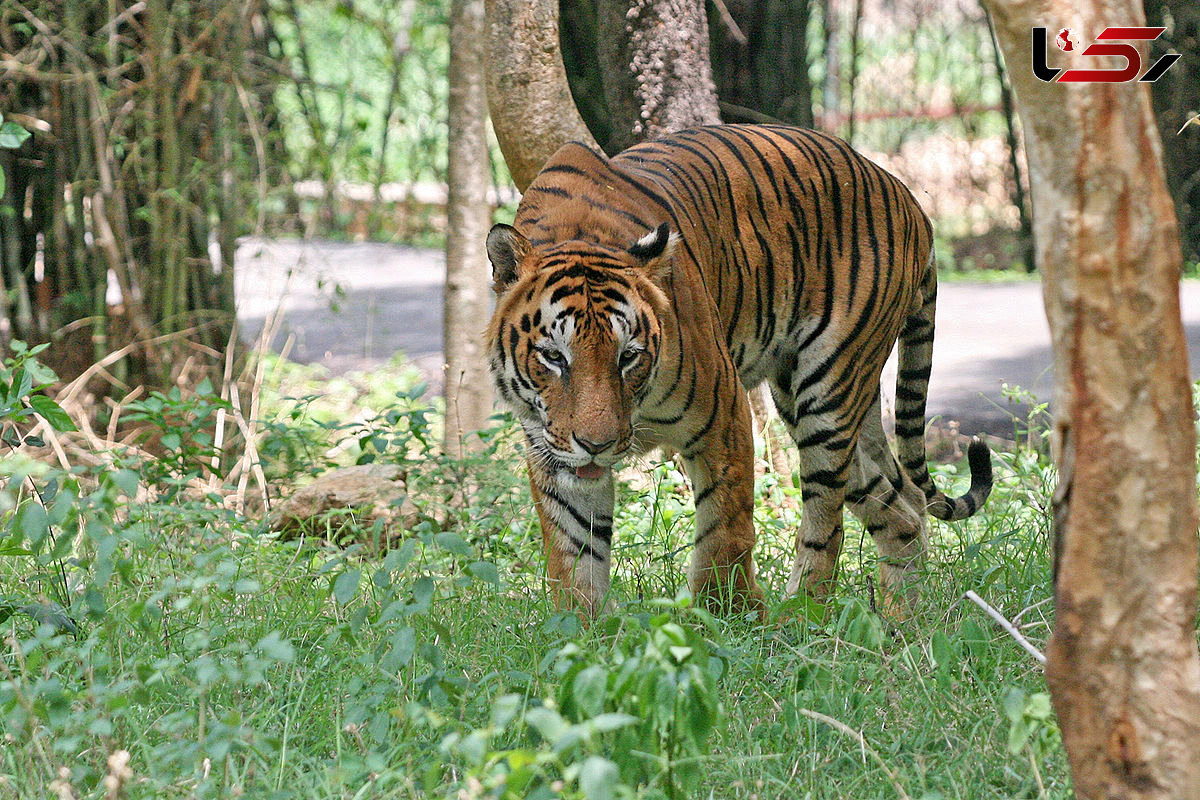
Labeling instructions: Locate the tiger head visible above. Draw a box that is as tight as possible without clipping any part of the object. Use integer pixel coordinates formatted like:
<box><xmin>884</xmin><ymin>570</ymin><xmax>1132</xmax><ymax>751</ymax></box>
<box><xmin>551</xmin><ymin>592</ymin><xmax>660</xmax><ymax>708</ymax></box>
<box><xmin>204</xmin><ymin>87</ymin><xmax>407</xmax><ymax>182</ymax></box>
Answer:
<box><xmin>485</xmin><ymin>222</ymin><xmax>676</xmax><ymax>482</ymax></box>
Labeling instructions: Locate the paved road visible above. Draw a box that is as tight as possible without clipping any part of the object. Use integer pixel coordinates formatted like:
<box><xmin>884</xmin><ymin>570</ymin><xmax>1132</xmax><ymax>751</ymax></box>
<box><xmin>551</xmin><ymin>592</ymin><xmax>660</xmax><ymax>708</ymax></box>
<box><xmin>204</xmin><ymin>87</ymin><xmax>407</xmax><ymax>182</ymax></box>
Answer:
<box><xmin>235</xmin><ymin>238</ymin><xmax>1200</xmax><ymax>437</ymax></box>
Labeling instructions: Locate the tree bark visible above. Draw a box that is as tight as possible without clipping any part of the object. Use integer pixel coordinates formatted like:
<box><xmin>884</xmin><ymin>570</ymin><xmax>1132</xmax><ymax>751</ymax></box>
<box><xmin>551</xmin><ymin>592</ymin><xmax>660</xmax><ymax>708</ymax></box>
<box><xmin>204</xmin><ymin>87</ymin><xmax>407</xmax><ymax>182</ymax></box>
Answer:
<box><xmin>593</xmin><ymin>0</ymin><xmax>720</xmax><ymax>151</ymax></box>
<box><xmin>483</xmin><ymin>0</ymin><xmax>598</xmax><ymax>192</ymax></box>
<box><xmin>443</xmin><ymin>0</ymin><xmax>493</xmax><ymax>456</ymax></box>
<box><xmin>984</xmin><ymin>1</ymin><xmax>1200</xmax><ymax>796</ymax></box>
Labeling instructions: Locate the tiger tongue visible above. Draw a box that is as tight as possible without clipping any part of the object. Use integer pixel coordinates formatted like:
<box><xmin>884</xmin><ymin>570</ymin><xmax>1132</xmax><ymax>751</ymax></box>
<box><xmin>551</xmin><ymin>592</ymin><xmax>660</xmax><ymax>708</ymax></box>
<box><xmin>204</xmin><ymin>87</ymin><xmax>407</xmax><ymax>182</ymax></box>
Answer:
<box><xmin>574</xmin><ymin>463</ymin><xmax>607</xmax><ymax>481</ymax></box>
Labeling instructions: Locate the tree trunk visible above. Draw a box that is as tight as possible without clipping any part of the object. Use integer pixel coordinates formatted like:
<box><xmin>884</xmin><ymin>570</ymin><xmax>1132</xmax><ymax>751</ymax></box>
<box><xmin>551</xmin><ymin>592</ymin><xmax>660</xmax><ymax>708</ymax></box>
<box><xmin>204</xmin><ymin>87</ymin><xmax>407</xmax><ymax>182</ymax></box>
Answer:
<box><xmin>984</xmin><ymin>1</ymin><xmax>1200</xmax><ymax>796</ymax></box>
<box><xmin>443</xmin><ymin>0</ymin><xmax>493</xmax><ymax>456</ymax></box>
<box><xmin>593</xmin><ymin>0</ymin><xmax>720</xmax><ymax>151</ymax></box>
<box><xmin>708</xmin><ymin>0</ymin><xmax>815</xmax><ymax>129</ymax></box>
<box><xmin>1144</xmin><ymin>0</ymin><xmax>1200</xmax><ymax>263</ymax></box>
<box><xmin>483</xmin><ymin>0</ymin><xmax>598</xmax><ymax>192</ymax></box>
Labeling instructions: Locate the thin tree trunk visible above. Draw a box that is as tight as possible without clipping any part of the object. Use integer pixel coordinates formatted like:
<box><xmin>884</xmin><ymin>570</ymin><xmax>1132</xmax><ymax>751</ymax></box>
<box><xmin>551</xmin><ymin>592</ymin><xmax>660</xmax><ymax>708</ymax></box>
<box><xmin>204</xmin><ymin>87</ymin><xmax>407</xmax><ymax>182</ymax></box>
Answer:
<box><xmin>821</xmin><ymin>0</ymin><xmax>840</xmax><ymax>130</ymax></box>
<box><xmin>984</xmin><ymin>1</ymin><xmax>1200</xmax><ymax>796</ymax></box>
<box><xmin>982</xmin><ymin>6</ymin><xmax>1033</xmax><ymax>272</ymax></box>
<box><xmin>372</xmin><ymin>1</ymin><xmax>418</xmax><ymax>210</ymax></box>
<box><xmin>845</xmin><ymin>0</ymin><xmax>864</xmax><ymax>144</ymax></box>
<box><xmin>443</xmin><ymin>0</ymin><xmax>493</xmax><ymax>457</ymax></box>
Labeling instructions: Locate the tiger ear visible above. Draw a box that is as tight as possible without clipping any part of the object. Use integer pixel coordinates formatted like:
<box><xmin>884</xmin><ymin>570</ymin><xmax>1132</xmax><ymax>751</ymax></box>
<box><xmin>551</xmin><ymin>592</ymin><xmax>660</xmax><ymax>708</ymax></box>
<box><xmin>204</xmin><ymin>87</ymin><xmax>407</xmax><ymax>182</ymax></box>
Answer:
<box><xmin>628</xmin><ymin>221</ymin><xmax>677</xmax><ymax>280</ymax></box>
<box><xmin>487</xmin><ymin>223</ymin><xmax>534</xmax><ymax>293</ymax></box>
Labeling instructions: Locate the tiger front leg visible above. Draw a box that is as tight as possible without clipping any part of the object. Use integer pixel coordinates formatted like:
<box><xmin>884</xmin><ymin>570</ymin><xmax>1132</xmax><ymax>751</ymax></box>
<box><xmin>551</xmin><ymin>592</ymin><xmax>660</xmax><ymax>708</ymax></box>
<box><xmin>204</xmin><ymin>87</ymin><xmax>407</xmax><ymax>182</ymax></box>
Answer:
<box><xmin>528</xmin><ymin>465</ymin><xmax>616</xmax><ymax>618</ymax></box>
<box><xmin>681</xmin><ymin>397</ymin><xmax>765</xmax><ymax>616</ymax></box>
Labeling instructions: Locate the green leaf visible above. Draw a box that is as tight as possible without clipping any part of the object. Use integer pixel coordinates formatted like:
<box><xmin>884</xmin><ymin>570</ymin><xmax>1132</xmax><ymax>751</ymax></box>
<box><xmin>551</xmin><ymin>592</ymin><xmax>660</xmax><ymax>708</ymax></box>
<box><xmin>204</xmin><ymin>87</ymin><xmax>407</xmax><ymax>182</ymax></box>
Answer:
<box><xmin>17</xmin><ymin>503</ymin><xmax>48</xmax><ymax>541</ymax></box>
<box><xmin>255</xmin><ymin>631</ymin><xmax>295</xmax><ymax>662</ymax></box>
<box><xmin>524</xmin><ymin>706</ymin><xmax>569</xmax><ymax>744</ymax></box>
<box><xmin>572</xmin><ymin>665</ymin><xmax>607</xmax><ymax>719</ymax></box>
<box><xmin>466</xmin><ymin>560</ymin><xmax>500</xmax><ymax>585</ymax></box>
<box><xmin>434</xmin><ymin>531</ymin><xmax>471</xmax><ymax>557</ymax></box>
<box><xmin>669</xmin><ymin>645</ymin><xmax>693</xmax><ymax>664</ymax></box>
<box><xmin>1026</xmin><ymin>692</ymin><xmax>1053</xmax><ymax>720</ymax></box>
<box><xmin>490</xmin><ymin>693</ymin><xmax>522</xmax><ymax>730</ymax></box>
<box><xmin>578</xmin><ymin>756</ymin><xmax>620</xmax><ymax>800</ymax></box>
<box><xmin>588</xmin><ymin>712</ymin><xmax>638</xmax><ymax>733</ymax></box>
<box><xmin>18</xmin><ymin>601</ymin><xmax>77</xmax><ymax>634</ymax></box>
<box><xmin>409</xmin><ymin>575</ymin><xmax>434</xmax><ymax>614</ymax></box>
<box><xmin>332</xmin><ymin>569</ymin><xmax>361</xmax><ymax>605</ymax></box>
<box><xmin>1007</xmin><ymin>720</ymin><xmax>1034</xmax><ymax>754</ymax></box>
<box><xmin>931</xmin><ymin>631</ymin><xmax>955</xmax><ymax>670</ymax></box>
<box><xmin>684</xmin><ymin>679</ymin><xmax>718</xmax><ymax>742</ymax></box>
<box><xmin>380</xmin><ymin>625</ymin><xmax>415</xmax><ymax>671</ymax></box>
<box><xmin>0</xmin><ymin>120</ymin><xmax>31</xmax><ymax>149</ymax></box>
<box><xmin>1001</xmin><ymin>687</ymin><xmax>1026</xmax><ymax>722</ymax></box>
<box><xmin>383</xmin><ymin>538</ymin><xmax>416</xmax><ymax>572</ymax></box>
<box><xmin>110</xmin><ymin>469</ymin><xmax>140</xmax><ymax>497</ymax></box>
<box><xmin>28</xmin><ymin>394</ymin><xmax>76</xmax><ymax>432</ymax></box>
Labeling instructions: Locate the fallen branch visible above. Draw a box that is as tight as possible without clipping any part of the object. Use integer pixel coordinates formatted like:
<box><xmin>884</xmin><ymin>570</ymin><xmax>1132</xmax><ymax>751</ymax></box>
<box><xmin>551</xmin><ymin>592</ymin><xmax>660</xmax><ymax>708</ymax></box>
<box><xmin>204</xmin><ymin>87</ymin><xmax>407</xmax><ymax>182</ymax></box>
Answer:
<box><xmin>961</xmin><ymin>589</ymin><xmax>1047</xmax><ymax>666</ymax></box>
<box><xmin>793</xmin><ymin>707</ymin><xmax>913</xmax><ymax>800</ymax></box>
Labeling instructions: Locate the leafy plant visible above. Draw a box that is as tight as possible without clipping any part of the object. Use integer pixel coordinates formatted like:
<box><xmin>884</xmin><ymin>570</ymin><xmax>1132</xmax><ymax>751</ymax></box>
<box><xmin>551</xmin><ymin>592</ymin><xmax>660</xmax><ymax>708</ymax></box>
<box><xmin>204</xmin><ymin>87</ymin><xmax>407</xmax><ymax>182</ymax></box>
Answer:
<box><xmin>440</xmin><ymin>592</ymin><xmax>726</xmax><ymax>800</ymax></box>
<box><xmin>0</xmin><ymin>115</ymin><xmax>31</xmax><ymax>196</ymax></box>
<box><xmin>0</xmin><ymin>341</ymin><xmax>1078</xmax><ymax>798</ymax></box>
<box><xmin>121</xmin><ymin>379</ymin><xmax>232</xmax><ymax>497</ymax></box>
<box><xmin>0</xmin><ymin>342</ymin><xmax>86</xmax><ymax>632</ymax></box>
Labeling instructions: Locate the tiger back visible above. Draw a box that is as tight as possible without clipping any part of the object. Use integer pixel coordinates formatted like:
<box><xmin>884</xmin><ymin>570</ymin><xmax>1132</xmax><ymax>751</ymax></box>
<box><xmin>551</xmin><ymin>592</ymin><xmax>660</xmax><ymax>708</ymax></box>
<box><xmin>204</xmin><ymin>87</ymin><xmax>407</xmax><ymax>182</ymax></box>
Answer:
<box><xmin>485</xmin><ymin>124</ymin><xmax>992</xmax><ymax>616</ymax></box>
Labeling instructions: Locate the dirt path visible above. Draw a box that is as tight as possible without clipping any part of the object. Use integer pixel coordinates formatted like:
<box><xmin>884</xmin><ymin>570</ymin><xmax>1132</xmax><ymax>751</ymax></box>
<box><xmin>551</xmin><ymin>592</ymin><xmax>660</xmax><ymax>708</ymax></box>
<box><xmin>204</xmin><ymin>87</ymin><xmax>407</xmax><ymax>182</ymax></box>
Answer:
<box><xmin>236</xmin><ymin>238</ymin><xmax>1200</xmax><ymax>437</ymax></box>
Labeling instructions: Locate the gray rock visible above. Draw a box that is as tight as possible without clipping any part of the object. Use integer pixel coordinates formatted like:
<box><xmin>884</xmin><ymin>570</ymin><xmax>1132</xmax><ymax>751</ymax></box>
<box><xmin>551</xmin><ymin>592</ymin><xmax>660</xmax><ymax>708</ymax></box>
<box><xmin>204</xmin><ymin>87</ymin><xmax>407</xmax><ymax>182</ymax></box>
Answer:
<box><xmin>270</xmin><ymin>463</ymin><xmax>420</xmax><ymax>541</ymax></box>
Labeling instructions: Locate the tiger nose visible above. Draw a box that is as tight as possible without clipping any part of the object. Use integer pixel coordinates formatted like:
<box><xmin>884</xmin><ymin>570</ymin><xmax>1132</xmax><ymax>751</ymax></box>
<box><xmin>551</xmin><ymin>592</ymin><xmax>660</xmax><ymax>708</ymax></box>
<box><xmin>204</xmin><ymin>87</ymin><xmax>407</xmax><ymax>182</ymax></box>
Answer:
<box><xmin>575</xmin><ymin>435</ymin><xmax>616</xmax><ymax>455</ymax></box>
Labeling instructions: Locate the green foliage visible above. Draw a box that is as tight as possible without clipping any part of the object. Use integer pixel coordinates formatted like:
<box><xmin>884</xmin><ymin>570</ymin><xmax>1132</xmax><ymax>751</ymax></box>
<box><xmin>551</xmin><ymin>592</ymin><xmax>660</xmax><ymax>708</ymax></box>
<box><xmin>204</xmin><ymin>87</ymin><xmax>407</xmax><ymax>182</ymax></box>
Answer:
<box><xmin>0</xmin><ymin>343</ymin><xmax>96</xmax><ymax>634</ymax></box>
<box><xmin>0</xmin><ymin>116</ymin><xmax>32</xmax><ymax>196</ymax></box>
<box><xmin>440</xmin><ymin>595</ymin><xmax>724</xmax><ymax>799</ymax></box>
<box><xmin>0</xmin><ymin>348</ymin><xmax>1079</xmax><ymax>798</ymax></box>
<box><xmin>269</xmin><ymin>0</ymin><xmax>453</xmax><ymax>186</ymax></box>
<box><xmin>122</xmin><ymin>380</ymin><xmax>232</xmax><ymax>497</ymax></box>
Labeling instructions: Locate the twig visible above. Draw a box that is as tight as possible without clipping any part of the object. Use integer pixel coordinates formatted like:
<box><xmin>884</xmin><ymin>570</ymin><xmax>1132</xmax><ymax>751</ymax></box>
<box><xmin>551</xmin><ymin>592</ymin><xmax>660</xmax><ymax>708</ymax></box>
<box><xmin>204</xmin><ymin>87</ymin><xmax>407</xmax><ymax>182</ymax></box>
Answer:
<box><xmin>233</xmin><ymin>79</ymin><xmax>269</xmax><ymax>238</ymax></box>
<box><xmin>962</xmin><ymin>590</ymin><xmax>1047</xmax><ymax>666</ymax></box>
<box><xmin>27</xmin><ymin>417</ymin><xmax>71</xmax><ymax>471</ymax></box>
<box><xmin>105</xmin><ymin>387</ymin><xmax>144</xmax><ymax>447</ymax></box>
<box><xmin>57</xmin><ymin>325</ymin><xmax>215</xmax><ymax>409</ymax></box>
<box><xmin>709</xmin><ymin>0</ymin><xmax>747</xmax><ymax>44</ymax></box>
<box><xmin>793</xmin><ymin>707</ymin><xmax>913</xmax><ymax>800</ymax></box>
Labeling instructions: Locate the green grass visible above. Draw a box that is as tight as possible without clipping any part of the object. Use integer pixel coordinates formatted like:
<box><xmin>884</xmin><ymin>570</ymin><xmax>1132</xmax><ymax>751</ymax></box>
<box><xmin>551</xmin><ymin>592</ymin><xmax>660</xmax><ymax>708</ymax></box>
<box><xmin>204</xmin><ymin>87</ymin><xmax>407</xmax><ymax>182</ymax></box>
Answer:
<box><xmin>1</xmin><ymin>353</ymin><xmax>1069</xmax><ymax>799</ymax></box>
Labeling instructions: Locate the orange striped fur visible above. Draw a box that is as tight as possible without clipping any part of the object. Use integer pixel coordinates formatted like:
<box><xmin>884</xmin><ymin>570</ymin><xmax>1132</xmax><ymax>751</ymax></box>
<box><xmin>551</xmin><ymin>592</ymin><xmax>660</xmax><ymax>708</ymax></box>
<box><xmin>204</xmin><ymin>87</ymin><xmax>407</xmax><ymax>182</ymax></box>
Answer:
<box><xmin>486</xmin><ymin>125</ymin><xmax>991</xmax><ymax>617</ymax></box>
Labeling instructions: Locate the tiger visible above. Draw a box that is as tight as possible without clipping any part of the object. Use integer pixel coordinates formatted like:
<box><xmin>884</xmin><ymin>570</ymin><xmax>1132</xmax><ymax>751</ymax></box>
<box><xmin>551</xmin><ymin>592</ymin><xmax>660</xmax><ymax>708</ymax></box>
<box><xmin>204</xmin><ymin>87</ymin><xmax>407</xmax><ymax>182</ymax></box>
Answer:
<box><xmin>485</xmin><ymin>124</ymin><xmax>992</xmax><ymax>617</ymax></box>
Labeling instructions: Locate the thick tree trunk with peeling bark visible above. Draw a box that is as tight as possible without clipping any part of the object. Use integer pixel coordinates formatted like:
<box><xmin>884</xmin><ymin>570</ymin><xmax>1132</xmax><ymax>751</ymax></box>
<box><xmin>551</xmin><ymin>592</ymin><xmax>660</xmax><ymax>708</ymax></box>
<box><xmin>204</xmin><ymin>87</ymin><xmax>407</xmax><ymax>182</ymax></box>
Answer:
<box><xmin>593</xmin><ymin>0</ymin><xmax>721</xmax><ymax>151</ymax></box>
<box><xmin>984</xmin><ymin>1</ymin><xmax>1200</xmax><ymax>796</ymax></box>
<box><xmin>443</xmin><ymin>0</ymin><xmax>492</xmax><ymax>456</ymax></box>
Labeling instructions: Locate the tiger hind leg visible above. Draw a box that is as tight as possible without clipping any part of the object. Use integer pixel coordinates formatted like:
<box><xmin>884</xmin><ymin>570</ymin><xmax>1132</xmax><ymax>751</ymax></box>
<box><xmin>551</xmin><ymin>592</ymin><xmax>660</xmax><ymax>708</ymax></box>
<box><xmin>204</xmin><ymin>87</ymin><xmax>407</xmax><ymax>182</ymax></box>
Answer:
<box><xmin>844</xmin><ymin>396</ymin><xmax>928</xmax><ymax>616</ymax></box>
<box><xmin>769</xmin><ymin>383</ymin><xmax>859</xmax><ymax>605</ymax></box>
